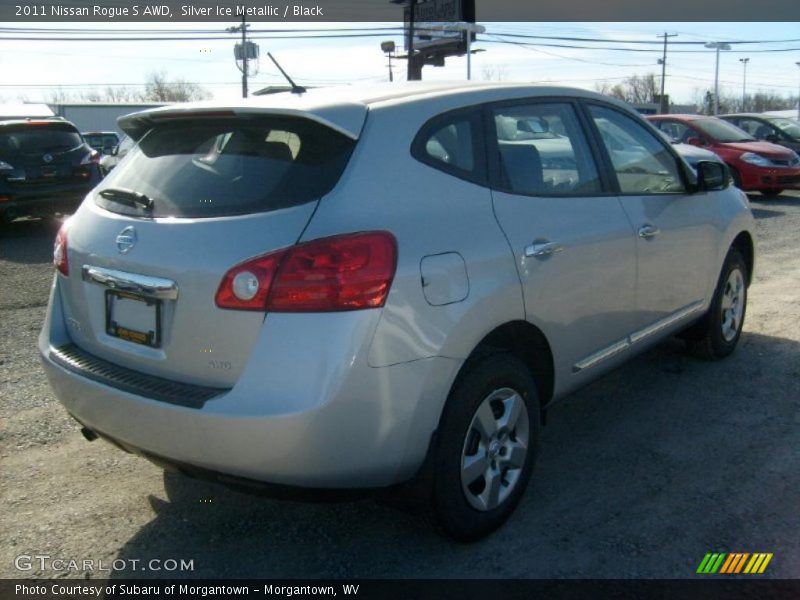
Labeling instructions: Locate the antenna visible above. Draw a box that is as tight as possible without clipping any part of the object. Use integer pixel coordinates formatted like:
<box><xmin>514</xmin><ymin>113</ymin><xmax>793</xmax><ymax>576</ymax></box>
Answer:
<box><xmin>266</xmin><ymin>52</ymin><xmax>306</xmax><ymax>95</ymax></box>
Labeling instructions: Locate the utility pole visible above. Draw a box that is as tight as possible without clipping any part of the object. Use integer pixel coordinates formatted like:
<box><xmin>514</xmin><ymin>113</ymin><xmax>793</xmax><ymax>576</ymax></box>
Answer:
<box><xmin>739</xmin><ymin>58</ymin><xmax>749</xmax><ymax>111</ymax></box>
<box><xmin>381</xmin><ymin>41</ymin><xmax>396</xmax><ymax>82</ymax></box>
<box><xmin>657</xmin><ymin>32</ymin><xmax>677</xmax><ymax>114</ymax></box>
<box><xmin>796</xmin><ymin>62</ymin><xmax>800</xmax><ymax>121</ymax></box>
<box><xmin>227</xmin><ymin>15</ymin><xmax>250</xmax><ymax>98</ymax></box>
<box><xmin>406</xmin><ymin>0</ymin><xmax>421</xmax><ymax>81</ymax></box>
<box><xmin>241</xmin><ymin>14</ymin><xmax>248</xmax><ymax>98</ymax></box>
<box><xmin>705</xmin><ymin>42</ymin><xmax>731</xmax><ymax>115</ymax></box>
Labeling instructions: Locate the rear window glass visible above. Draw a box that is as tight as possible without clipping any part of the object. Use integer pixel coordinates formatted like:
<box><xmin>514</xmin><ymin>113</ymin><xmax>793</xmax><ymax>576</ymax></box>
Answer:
<box><xmin>85</xmin><ymin>134</ymin><xmax>119</xmax><ymax>151</ymax></box>
<box><xmin>0</xmin><ymin>124</ymin><xmax>83</xmax><ymax>158</ymax></box>
<box><xmin>96</xmin><ymin>116</ymin><xmax>356</xmax><ymax>218</ymax></box>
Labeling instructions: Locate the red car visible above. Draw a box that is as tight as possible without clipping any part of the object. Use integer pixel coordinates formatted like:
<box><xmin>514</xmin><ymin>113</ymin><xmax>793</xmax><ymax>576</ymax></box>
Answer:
<box><xmin>648</xmin><ymin>114</ymin><xmax>800</xmax><ymax>196</ymax></box>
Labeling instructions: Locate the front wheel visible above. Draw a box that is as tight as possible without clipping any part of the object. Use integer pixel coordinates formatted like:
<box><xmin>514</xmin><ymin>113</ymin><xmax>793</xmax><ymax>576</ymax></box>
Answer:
<box><xmin>686</xmin><ymin>248</ymin><xmax>748</xmax><ymax>360</ymax></box>
<box><xmin>430</xmin><ymin>353</ymin><xmax>540</xmax><ymax>542</ymax></box>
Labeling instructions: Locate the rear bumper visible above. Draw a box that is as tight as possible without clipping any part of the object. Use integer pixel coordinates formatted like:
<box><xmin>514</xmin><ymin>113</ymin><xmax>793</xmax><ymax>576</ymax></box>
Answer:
<box><xmin>39</xmin><ymin>279</ymin><xmax>460</xmax><ymax>488</ymax></box>
<box><xmin>0</xmin><ymin>177</ymin><xmax>98</xmax><ymax>218</ymax></box>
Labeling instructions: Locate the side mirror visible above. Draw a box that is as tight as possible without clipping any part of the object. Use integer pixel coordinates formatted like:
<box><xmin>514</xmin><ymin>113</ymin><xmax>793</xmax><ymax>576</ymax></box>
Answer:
<box><xmin>110</xmin><ymin>145</ymin><xmax>119</xmax><ymax>156</ymax></box>
<box><xmin>686</xmin><ymin>136</ymin><xmax>705</xmax><ymax>147</ymax></box>
<box><xmin>765</xmin><ymin>133</ymin><xmax>780</xmax><ymax>144</ymax></box>
<box><xmin>696</xmin><ymin>161</ymin><xmax>727</xmax><ymax>192</ymax></box>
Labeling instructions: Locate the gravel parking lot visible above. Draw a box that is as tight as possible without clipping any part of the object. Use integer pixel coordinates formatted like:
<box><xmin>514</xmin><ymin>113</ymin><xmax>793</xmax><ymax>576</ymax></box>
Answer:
<box><xmin>1</xmin><ymin>193</ymin><xmax>798</xmax><ymax>580</ymax></box>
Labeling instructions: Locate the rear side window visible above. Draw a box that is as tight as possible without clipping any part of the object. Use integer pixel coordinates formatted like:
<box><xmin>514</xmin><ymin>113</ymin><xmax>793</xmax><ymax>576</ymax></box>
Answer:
<box><xmin>491</xmin><ymin>102</ymin><xmax>602</xmax><ymax>196</ymax></box>
<box><xmin>412</xmin><ymin>108</ymin><xmax>485</xmax><ymax>184</ymax></box>
<box><xmin>0</xmin><ymin>124</ymin><xmax>83</xmax><ymax>158</ymax></box>
<box><xmin>97</xmin><ymin>117</ymin><xmax>355</xmax><ymax>218</ymax></box>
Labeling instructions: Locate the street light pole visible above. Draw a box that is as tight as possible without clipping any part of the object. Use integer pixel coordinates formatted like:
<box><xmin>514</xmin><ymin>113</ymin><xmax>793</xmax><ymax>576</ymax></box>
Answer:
<box><xmin>739</xmin><ymin>58</ymin><xmax>749</xmax><ymax>111</ymax></box>
<box><xmin>381</xmin><ymin>40</ymin><xmax>396</xmax><ymax>82</ymax></box>
<box><xmin>705</xmin><ymin>42</ymin><xmax>732</xmax><ymax>115</ymax></box>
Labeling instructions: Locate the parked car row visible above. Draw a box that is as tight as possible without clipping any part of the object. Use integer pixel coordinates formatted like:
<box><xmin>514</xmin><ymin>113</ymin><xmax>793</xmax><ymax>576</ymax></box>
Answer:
<box><xmin>648</xmin><ymin>113</ymin><xmax>800</xmax><ymax>196</ymax></box>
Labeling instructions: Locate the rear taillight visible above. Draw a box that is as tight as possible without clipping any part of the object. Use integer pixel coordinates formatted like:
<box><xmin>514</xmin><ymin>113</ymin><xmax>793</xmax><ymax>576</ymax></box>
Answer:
<box><xmin>215</xmin><ymin>231</ymin><xmax>397</xmax><ymax>312</ymax></box>
<box><xmin>53</xmin><ymin>222</ymin><xmax>69</xmax><ymax>276</ymax></box>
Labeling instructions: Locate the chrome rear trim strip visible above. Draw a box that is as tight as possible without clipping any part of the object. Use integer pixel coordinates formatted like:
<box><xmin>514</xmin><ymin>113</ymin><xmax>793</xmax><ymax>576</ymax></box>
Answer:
<box><xmin>82</xmin><ymin>265</ymin><xmax>179</xmax><ymax>300</ymax></box>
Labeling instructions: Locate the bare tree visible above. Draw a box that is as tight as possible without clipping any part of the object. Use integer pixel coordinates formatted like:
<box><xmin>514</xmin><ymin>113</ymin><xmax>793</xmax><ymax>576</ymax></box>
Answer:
<box><xmin>594</xmin><ymin>74</ymin><xmax>659</xmax><ymax>105</ymax></box>
<box><xmin>46</xmin><ymin>87</ymin><xmax>73</xmax><ymax>104</ymax></box>
<box><xmin>44</xmin><ymin>72</ymin><xmax>211</xmax><ymax>106</ymax></box>
<box><xmin>481</xmin><ymin>65</ymin><xmax>509</xmax><ymax>82</ymax></box>
<box><xmin>80</xmin><ymin>89</ymin><xmax>102</xmax><ymax>102</ymax></box>
<box><xmin>103</xmin><ymin>86</ymin><xmax>138</xmax><ymax>103</ymax></box>
<box><xmin>141</xmin><ymin>70</ymin><xmax>211</xmax><ymax>102</ymax></box>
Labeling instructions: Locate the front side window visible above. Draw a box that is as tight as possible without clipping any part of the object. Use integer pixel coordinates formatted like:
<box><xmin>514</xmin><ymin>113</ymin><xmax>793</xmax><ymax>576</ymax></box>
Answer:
<box><xmin>734</xmin><ymin>118</ymin><xmax>775</xmax><ymax>140</ymax></box>
<box><xmin>491</xmin><ymin>103</ymin><xmax>602</xmax><ymax>196</ymax></box>
<box><xmin>590</xmin><ymin>106</ymin><xmax>685</xmax><ymax>195</ymax></box>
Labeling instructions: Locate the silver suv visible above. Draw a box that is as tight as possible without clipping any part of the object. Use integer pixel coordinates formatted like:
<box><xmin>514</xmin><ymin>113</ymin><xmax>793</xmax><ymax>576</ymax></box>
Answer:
<box><xmin>40</xmin><ymin>83</ymin><xmax>755</xmax><ymax>541</ymax></box>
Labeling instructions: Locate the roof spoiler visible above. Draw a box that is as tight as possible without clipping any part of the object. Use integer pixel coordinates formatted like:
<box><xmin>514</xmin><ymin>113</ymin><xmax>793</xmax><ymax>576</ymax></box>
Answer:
<box><xmin>118</xmin><ymin>104</ymin><xmax>366</xmax><ymax>142</ymax></box>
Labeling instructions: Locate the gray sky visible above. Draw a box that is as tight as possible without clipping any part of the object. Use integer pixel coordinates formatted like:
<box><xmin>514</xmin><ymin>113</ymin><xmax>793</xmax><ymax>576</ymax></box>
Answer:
<box><xmin>1</xmin><ymin>21</ymin><xmax>798</xmax><ymax>104</ymax></box>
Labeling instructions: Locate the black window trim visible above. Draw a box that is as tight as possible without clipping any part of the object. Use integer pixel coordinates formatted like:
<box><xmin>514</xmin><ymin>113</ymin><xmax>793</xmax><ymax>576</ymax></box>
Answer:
<box><xmin>482</xmin><ymin>96</ymin><xmax>617</xmax><ymax>199</ymax></box>
<box><xmin>580</xmin><ymin>102</ymin><xmax>694</xmax><ymax>197</ymax></box>
<box><xmin>410</xmin><ymin>104</ymin><xmax>488</xmax><ymax>187</ymax></box>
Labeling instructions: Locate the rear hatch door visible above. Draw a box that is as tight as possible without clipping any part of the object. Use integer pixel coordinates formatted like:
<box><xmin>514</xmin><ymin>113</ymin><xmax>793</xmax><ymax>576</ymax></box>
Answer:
<box><xmin>58</xmin><ymin>111</ymin><xmax>361</xmax><ymax>387</ymax></box>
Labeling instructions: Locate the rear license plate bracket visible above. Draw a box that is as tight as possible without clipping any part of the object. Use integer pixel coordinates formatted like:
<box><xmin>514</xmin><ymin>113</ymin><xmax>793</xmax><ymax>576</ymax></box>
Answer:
<box><xmin>105</xmin><ymin>290</ymin><xmax>162</xmax><ymax>348</ymax></box>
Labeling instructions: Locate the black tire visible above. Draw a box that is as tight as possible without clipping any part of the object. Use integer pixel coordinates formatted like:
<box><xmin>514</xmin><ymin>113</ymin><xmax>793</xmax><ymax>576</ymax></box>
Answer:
<box><xmin>430</xmin><ymin>353</ymin><xmax>540</xmax><ymax>542</ymax></box>
<box><xmin>686</xmin><ymin>248</ymin><xmax>748</xmax><ymax>360</ymax></box>
<box><xmin>760</xmin><ymin>189</ymin><xmax>784</xmax><ymax>198</ymax></box>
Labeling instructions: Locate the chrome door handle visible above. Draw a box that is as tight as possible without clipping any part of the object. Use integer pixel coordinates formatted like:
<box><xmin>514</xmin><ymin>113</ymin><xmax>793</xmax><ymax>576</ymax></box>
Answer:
<box><xmin>638</xmin><ymin>224</ymin><xmax>660</xmax><ymax>239</ymax></box>
<box><xmin>525</xmin><ymin>241</ymin><xmax>564</xmax><ymax>258</ymax></box>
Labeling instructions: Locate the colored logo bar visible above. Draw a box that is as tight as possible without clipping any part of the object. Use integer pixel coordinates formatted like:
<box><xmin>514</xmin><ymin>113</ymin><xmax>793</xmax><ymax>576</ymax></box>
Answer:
<box><xmin>697</xmin><ymin>553</ymin><xmax>773</xmax><ymax>574</ymax></box>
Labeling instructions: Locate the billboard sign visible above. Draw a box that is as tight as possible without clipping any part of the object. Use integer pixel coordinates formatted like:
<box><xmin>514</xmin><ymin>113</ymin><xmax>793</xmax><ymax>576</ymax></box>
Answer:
<box><xmin>403</xmin><ymin>0</ymin><xmax>475</xmax><ymax>52</ymax></box>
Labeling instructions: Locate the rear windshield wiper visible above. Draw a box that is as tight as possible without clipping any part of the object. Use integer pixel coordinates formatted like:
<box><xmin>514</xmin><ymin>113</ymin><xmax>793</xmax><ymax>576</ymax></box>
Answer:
<box><xmin>99</xmin><ymin>188</ymin><xmax>154</xmax><ymax>212</ymax></box>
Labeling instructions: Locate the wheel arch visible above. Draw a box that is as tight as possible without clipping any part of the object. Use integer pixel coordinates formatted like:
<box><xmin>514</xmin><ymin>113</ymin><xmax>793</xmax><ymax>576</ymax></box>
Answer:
<box><xmin>456</xmin><ymin>320</ymin><xmax>555</xmax><ymax>419</ymax></box>
<box><xmin>731</xmin><ymin>230</ymin><xmax>755</xmax><ymax>286</ymax></box>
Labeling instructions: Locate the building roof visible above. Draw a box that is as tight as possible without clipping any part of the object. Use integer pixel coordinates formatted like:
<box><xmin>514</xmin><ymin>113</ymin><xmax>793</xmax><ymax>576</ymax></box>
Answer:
<box><xmin>0</xmin><ymin>103</ymin><xmax>55</xmax><ymax>119</ymax></box>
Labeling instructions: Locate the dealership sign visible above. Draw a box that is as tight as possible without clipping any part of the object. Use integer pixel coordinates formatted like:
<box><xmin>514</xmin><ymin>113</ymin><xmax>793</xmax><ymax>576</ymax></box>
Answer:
<box><xmin>403</xmin><ymin>0</ymin><xmax>476</xmax><ymax>52</ymax></box>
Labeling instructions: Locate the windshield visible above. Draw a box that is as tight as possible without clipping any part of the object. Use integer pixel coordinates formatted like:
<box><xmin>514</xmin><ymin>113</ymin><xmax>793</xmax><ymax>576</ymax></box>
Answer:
<box><xmin>96</xmin><ymin>116</ymin><xmax>355</xmax><ymax>218</ymax></box>
<box><xmin>0</xmin><ymin>124</ymin><xmax>83</xmax><ymax>158</ymax></box>
<box><xmin>766</xmin><ymin>117</ymin><xmax>800</xmax><ymax>139</ymax></box>
<box><xmin>693</xmin><ymin>119</ymin><xmax>754</xmax><ymax>143</ymax></box>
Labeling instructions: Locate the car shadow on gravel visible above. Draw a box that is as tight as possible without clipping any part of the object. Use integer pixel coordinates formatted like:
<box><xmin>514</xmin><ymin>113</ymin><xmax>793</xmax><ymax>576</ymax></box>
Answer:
<box><xmin>750</xmin><ymin>208</ymin><xmax>785</xmax><ymax>220</ymax></box>
<box><xmin>107</xmin><ymin>331</ymin><xmax>800</xmax><ymax>579</ymax></box>
<box><xmin>746</xmin><ymin>193</ymin><xmax>799</xmax><ymax>207</ymax></box>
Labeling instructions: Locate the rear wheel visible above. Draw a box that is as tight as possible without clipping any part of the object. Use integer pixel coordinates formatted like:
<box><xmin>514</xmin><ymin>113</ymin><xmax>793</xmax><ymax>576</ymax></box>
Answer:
<box><xmin>430</xmin><ymin>353</ymin><xmax>540</xmax><ymax>542</ymax></box>
<box><xmin>685</xmin><ymin>248</ymin><xmax>748</xmax><ymax>360</ymax></box>
<box><xmin>759</xmin><ymin>189</ymin><xmax>784</xmax><ymax>197</ymax></box>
